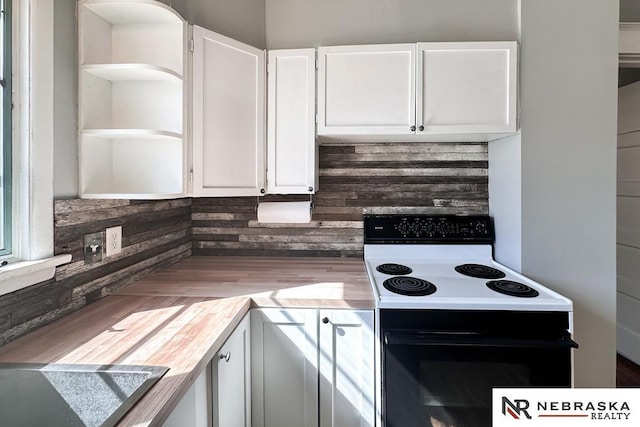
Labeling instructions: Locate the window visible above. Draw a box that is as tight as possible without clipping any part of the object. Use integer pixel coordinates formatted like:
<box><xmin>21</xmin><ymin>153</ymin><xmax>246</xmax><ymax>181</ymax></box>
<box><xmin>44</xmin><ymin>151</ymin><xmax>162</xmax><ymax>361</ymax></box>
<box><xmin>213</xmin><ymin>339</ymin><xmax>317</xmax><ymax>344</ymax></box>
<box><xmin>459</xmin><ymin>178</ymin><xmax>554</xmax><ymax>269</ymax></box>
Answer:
<box><xmin>0</xmin><ymin>0</ymin><xmax>70</xmax><ymax>296</ymax></box>
<box><xmin>0</xmin><ymin>0</ymin><xmax>10</xmax><ymax>257</ymax></box>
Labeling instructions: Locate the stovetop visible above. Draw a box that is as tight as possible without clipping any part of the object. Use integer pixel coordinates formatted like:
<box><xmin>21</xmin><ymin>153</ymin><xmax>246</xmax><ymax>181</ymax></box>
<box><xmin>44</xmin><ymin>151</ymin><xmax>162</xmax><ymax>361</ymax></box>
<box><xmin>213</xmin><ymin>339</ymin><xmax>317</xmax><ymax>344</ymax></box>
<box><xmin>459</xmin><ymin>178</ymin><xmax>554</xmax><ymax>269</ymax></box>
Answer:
<box><xmin>363</xmin><ymin>215</ymin><xmax>573</xmax><ymax>312</ymax></box>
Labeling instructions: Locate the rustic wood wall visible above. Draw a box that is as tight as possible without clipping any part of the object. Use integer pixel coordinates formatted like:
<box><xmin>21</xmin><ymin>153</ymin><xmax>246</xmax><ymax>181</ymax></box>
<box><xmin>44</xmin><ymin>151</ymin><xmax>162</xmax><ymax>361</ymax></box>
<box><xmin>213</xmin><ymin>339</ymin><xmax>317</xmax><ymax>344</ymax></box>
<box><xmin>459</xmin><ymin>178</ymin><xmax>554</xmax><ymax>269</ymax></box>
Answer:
<box><xmin>192</xmin><ymin>142</ymin><xmax>488</xmax><ymax>257</ymax></box>
<box><xmin>0</xmin><ymin>142</ymin><xmax>487</xmax><ymax>346</ymax></box>
<box><xmin>0</xmin><ymin>199</ymin><xmax>191</xmax><ymax>346</ymax></box>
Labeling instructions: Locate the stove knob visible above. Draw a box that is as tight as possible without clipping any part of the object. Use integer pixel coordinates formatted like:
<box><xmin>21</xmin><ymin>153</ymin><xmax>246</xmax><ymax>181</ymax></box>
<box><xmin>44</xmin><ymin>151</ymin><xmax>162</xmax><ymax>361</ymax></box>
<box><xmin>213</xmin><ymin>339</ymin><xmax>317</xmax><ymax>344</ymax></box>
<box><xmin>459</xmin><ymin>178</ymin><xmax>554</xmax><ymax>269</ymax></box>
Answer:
<box><xmin>475</xmin><ymin>221</ymin><xmax>488</xmax><ymax>235</ymax></box>
<box><xmin>395</xmin><ymin>221</ymin><xmax>410</xmax><ymax>236</ymax></box>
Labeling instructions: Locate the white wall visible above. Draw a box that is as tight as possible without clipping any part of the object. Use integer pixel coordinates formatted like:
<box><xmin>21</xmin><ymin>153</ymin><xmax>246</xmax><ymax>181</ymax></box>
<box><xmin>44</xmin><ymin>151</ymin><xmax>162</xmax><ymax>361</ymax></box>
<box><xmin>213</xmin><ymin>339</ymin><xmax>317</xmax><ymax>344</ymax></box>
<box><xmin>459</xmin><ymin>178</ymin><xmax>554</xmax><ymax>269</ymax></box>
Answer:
<box><xmin>172</xmin><ymin>0</ymin><xmax>266</xmax><ymax>49</ymax></box>
<box><xmin>518</xmin><ymin>0</ymin><xmax>618</xmax><ymax>387</ymax></box>
<box><xmin>265</xmin><ymin>0</ymin><xmax>518</xmax><ymax>48</ymax></box>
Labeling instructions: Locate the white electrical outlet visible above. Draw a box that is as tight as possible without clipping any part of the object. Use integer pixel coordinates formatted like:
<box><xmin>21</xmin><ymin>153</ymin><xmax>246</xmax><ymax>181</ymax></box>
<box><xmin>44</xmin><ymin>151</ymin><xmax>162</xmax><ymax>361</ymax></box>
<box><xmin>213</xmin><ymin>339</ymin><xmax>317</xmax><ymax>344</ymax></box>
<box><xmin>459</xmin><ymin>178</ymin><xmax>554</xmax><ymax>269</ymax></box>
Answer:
<box><xmin>105</xmin><ymin>226</ymin><xmax>122</xmax><ymax>257</ymax></box>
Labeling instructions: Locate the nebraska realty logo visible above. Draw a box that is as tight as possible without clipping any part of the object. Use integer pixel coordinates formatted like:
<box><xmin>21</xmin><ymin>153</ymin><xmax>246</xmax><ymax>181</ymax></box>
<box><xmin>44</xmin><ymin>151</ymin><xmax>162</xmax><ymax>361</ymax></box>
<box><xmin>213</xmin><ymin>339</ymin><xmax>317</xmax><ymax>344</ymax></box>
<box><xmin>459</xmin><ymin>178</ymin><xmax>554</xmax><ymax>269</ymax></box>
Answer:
<box><xmin>493</xmin><ymin>389</ymin><xmax>640</xmax><ymax>426</ymax></box>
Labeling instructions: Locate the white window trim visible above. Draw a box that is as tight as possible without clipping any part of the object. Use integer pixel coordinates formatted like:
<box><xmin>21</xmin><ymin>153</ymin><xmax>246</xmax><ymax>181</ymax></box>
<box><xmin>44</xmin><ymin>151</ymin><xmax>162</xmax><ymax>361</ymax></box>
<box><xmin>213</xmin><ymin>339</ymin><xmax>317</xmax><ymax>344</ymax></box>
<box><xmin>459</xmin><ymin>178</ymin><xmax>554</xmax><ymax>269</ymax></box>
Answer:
<box><xmin>0</xmin><ymin>0</ymin><xmax>70</xmax><ymax>297</ymax></box>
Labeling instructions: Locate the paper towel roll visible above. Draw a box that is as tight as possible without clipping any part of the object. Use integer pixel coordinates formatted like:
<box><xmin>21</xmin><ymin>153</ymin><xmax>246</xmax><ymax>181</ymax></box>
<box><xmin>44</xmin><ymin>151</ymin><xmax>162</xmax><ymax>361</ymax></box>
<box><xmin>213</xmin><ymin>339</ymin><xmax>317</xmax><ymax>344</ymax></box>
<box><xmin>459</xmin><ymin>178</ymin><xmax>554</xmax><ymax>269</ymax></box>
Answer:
<box><xmin>257</xmin><ymin>201</ymin><xmax>312</xmax><ymax>223</ymax></box>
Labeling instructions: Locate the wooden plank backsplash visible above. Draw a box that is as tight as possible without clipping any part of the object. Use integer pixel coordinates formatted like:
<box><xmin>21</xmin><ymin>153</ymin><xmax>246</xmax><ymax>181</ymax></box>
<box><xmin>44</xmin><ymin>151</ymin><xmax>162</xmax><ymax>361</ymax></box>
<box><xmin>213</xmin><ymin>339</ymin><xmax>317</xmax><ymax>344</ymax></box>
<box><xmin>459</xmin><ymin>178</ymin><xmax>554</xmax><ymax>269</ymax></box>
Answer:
<box><xmin>192</xmin><ymin>142</ymin><xmax>488</xmax><ymax>258</ymax></box>
<box><xmin>0</xmin><ymin>142</ymin><xmax>487</xmax><ymax>346</ymax></box>
<box><xmin>0</xmin><ymin>199</ymin><xmax>192</xmax><ymax>346</ymax></box>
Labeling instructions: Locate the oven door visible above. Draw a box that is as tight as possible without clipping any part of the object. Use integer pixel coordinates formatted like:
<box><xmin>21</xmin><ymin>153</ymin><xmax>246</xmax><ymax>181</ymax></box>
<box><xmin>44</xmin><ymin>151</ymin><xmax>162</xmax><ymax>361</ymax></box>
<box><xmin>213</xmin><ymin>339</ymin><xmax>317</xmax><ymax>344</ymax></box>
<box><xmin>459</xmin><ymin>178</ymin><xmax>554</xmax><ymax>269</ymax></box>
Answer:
<box><xmin>382</xmin><ymin>331</ymin><xmax>577</xmax><ymax>427</ymax></box>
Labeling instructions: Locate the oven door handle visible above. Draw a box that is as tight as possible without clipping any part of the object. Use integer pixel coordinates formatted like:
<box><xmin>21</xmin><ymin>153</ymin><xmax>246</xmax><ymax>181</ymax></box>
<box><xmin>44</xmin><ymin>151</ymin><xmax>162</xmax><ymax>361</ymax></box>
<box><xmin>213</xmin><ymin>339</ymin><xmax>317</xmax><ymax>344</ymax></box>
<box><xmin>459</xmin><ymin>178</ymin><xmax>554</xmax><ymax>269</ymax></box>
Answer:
<box><xmin>384</xmin><ymin>332</ymin><xmax>579</xmax><ymax>349</ymax></box>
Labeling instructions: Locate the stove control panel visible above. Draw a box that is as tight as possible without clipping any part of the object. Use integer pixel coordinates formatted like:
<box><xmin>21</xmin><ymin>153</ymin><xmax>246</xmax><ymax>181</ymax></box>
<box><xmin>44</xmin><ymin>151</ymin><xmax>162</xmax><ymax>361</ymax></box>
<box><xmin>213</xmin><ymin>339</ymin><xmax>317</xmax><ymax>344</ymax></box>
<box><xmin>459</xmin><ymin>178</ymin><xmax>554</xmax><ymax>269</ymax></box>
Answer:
<box><xmin>363</xmin><ymin>214</ymin><xmax>494</xmax><ymax>244</ymax></box>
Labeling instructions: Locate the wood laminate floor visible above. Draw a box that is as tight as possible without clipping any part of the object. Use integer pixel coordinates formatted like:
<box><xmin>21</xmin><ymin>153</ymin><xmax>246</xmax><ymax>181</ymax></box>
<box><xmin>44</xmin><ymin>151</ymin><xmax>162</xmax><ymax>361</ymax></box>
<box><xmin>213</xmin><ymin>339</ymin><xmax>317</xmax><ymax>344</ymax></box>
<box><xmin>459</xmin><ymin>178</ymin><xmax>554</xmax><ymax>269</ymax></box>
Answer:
<box><xmin>617</xmin><ymin>354</ymin><xmax>640</xmax><ymax>387</ymax></box>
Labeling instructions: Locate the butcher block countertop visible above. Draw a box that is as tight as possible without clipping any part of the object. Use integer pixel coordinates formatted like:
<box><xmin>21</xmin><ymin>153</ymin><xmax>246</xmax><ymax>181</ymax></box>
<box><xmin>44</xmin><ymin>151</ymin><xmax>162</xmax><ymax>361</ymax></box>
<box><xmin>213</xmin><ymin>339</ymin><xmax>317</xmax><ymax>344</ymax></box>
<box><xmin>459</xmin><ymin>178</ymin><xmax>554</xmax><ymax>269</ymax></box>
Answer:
<box><xmin>117</xmin><ymin>256</ymin><xmax>374</xmax><ymax>308</ymax></box>
<box><xmin>0</xmin><ymin>256</ymin><xmax>373</xmax><ymax>426</ymax></box>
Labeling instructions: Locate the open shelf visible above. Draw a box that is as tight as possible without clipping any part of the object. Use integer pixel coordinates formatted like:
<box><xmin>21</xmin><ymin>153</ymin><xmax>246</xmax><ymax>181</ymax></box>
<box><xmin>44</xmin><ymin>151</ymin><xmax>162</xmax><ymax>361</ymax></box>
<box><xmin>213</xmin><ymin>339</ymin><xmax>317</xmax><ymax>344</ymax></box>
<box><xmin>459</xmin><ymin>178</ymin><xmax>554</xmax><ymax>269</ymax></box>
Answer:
<box><xmin>81</xmin><ymin>192</ymin><xmax>184</xmax><ymax>200</ymax></box>
<box><xmin>80</xmin><ymin>136</ymin><xmax>184</xmax><ymax>198</ymax></box>
<box><xmin>83</xmin><ymin>0</ymin><xmax>183</xmax><ymax>25</ymax></box>
<box><xmin>83</xmin><ymin>63</ymin><xmax>183</xmax><ymax>81</ymax></box>
<box><xmin>82</xmin><ymin>129</ymin><xmax>183</xmax><ymax>140</ymax></box>
<box><xmin>81</xmin><ymin>73</ymin><xmax>183</xmax><ymax>134</ymax></box>
<box><xmin>79</xmin><ymin>0</ymin><xmax>187</xmax><ymax>199</ymax></box>
<box><xmin>80</xmin><ymin>1</ymin><xmax>185</xmax><ymax>77</ymax></box>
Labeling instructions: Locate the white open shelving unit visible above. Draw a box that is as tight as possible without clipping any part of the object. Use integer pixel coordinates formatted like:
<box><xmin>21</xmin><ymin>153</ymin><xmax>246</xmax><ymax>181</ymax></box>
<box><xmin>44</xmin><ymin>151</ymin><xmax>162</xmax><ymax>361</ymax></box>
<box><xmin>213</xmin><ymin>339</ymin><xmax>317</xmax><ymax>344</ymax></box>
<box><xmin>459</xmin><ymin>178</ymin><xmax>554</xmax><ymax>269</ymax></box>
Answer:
<box><xmin>78</xmin><ymin>0</ymin><xmax>187</xmax><ymax>199</ymax></box>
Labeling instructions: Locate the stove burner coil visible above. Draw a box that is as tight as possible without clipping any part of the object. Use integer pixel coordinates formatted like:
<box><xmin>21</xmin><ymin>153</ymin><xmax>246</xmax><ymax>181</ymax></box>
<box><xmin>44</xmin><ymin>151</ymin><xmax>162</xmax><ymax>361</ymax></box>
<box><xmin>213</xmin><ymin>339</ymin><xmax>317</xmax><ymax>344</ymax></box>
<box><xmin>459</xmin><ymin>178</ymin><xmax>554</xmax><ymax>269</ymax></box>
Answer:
<box><xmin>376</xmin><ymin>263</ymin><xmax>412</xmax><ymax>276</ymax></box>
<box><xmin>486</xmin><ymin>280</ymin><xmax>539</xmax><ymax>298</ymax></box>
<box><xmin>383</xmin><ymin>276</ymin><xmax>436</xmax><ymax>296</ymax></box>
<box><xmin>455</xmin><ymin>264</ymin><xmax>506</xmax><ymax>279</ymax></box>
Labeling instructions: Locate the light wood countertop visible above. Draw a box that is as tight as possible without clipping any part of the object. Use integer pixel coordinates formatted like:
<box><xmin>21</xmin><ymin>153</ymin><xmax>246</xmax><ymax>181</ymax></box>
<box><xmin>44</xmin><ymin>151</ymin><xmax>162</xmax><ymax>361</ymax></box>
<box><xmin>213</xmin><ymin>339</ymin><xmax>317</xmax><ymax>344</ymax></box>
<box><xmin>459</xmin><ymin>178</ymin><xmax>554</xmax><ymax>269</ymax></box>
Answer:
<box><xmin>0</xmin><ymin>256</ymin><xmax>374</xmax><ymax>426</ymax></box>
<box><xmin>117</xmin><ymin>256</ymin><xmax>374</xmax><ymax>309</ymax></box>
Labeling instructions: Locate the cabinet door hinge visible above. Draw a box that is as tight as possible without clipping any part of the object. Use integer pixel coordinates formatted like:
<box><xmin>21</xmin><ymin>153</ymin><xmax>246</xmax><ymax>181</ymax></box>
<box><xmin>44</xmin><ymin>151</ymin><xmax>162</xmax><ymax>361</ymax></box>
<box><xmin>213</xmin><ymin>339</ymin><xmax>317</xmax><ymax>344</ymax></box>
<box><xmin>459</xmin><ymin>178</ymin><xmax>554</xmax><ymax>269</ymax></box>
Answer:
<box><xmin>189</xmin><ymin>170</ymin><xmax>194</xmax><ymax>184</ymax></box>
<box><xmin>315</xmin><ymin>113</ymin><xmax>318</xmax><ymax>124</ymax></box>
<box><xmin>190</xmin><ymin>39</ymin><xmax>194</xmax><ymax>53</ymax></box>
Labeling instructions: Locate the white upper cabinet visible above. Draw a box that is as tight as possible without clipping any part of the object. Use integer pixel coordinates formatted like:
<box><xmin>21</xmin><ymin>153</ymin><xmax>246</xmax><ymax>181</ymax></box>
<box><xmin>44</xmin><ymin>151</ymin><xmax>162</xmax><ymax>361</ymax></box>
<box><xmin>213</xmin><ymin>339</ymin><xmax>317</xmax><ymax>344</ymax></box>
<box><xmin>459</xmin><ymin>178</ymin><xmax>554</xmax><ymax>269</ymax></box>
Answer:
<box><xmin>318</xmin><ymin>44</ymin><xmax>416</xmax><ymax>136</ymax></box>
<box><xmin>78</xmin><ymin>0</ymin><xmax>187</xmax><ymax>199</ymax></box>
<box><xmin>78</xmin><ymin>2</ymin><xmax>517</xmax><ymax>199</ymax></box>
<box><xmin>79</xmin><ymin>1</ymin><xmax>269</xmax><ymax>199</ymax></box>
<box><xmin>267</xmin><ymin>49</ymin><xmax>317</xmax><ymax>194</ymax></box>
<box><xmin>317</xmin><ymin>41</ymin><xmax>518</xmax><ymax>141</ymax></box>
<box><xmin>417</xmin><ymin>42</ymin><xmax>518</xmax><ymax>135</ymax></box>
<box><xmin>192</xmin><ymin>26</ymin><xmax>266</xmax><ymax>197</ymax></box>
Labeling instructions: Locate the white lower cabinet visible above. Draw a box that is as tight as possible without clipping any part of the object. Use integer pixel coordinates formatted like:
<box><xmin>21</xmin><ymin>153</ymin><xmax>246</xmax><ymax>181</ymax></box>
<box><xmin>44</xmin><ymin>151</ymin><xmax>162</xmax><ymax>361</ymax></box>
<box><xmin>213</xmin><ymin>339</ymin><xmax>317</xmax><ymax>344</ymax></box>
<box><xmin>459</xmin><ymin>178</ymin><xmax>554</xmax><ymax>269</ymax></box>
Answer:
<box><xmin>251</xmin><ymin>308</ymin><xmax>374</xmax><ymax>427</ymax></box>
<box><xmin>213</xmin><ymin>313</ymin><xmax>252</xmax><ymax>427</ymax></box>
<box><xmin>319</xmin><ymin>310</ymin><xmax>375</xmax><ymax>427</ymax></box>
<box><xmin>163</xmin><ymin>313</ymin><xmax>251</xmax><ymax>427</ymax></box>
<box><xmin>251</xmin><ymin>309</ymin><xmax>319</xmax><ymax>427</ymax></box>
<box><xmin>163</xmin><ymin>368</ymin><xmax>209</xmax><ymax>427</ymax></box>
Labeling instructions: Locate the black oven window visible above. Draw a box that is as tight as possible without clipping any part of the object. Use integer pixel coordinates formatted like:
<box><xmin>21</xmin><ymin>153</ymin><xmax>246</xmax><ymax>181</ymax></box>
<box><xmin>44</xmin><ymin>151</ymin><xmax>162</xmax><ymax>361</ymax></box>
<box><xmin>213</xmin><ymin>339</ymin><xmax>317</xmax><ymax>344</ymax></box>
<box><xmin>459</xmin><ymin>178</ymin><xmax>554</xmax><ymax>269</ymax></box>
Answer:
<box><xmin>419</xmin><ymin>361</ymin><xmax>530</xmax><ymax>426</ymax></box>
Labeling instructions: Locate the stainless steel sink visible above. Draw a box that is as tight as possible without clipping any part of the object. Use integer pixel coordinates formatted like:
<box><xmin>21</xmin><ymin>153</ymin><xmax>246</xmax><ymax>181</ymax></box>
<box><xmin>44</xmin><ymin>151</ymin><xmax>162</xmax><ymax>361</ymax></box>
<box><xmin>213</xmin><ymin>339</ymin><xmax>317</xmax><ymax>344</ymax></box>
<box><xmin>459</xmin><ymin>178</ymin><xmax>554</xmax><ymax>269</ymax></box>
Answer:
<box><xmin>0</xmin><ymin>362</ymin><xmax>169</xmax><ymax>427</ymax></box>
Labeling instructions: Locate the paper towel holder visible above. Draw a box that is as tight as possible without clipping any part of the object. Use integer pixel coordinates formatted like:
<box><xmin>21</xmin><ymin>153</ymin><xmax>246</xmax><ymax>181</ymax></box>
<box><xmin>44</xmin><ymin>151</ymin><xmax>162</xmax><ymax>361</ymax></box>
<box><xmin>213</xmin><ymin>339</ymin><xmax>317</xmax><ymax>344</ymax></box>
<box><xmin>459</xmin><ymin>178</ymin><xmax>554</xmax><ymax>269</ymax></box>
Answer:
<box><xmin>255</xmin><ymin>195</ymin><xmax>314</xmax><ymax>214</ymax></box>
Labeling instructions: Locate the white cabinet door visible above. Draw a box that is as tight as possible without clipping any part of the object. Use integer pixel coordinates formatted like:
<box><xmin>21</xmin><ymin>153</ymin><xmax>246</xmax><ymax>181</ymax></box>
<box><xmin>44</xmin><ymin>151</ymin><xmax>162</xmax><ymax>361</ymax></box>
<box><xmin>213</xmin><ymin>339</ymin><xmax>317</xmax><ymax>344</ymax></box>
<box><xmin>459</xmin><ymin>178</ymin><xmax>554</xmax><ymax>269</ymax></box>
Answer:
<box><xmin>319</xmin><ymin>310</ymin><xmax>375</xmax><ymax>427</ymax></box>
<box><xmin>416</xmin><ymin>42</ymin><xmax>517</xmax><ymax>134</ymax></box>
<box><xmin>163</xmin><ymin>368</ymin><xmax>209</xmax><ymax>427</ymax></box>
<box><xmin>192</xmin><ymin>26</ymin><xmax>266</xmax><ymax>197</ymax></box>
<box><xmin>213</xmin><ymin>313</ymin><xmax>251</xmax><ymax>427</ymax></box>
<box><xmin>267</xmin><ymin>49</ymin><xmax>317</xmax><ymax>194</ymax></box>
<box><xmin>318</xmin><ymin>44</ymin><xmax>416</xmax><ymax>136</ymax></box>
<box><xmin>251</xmin><ymin>309</ymin><xmax>319</xmax><ymax>427</ymax></box>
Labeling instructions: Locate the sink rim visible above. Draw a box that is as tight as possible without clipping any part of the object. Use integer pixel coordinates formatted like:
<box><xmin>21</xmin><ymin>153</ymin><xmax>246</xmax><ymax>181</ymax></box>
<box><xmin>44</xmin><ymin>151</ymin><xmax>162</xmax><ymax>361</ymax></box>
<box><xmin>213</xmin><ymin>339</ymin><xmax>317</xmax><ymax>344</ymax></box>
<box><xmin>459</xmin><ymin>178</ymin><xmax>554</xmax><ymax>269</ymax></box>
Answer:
<box><xmin>0</xmin><ymin>362</ymin><xmax>169</xmax><ymax>427</ymax></box>
<box><xmin>0</xmin><ymin>362</ymin><xmax>169</xmax><ymax>376</ymax></box>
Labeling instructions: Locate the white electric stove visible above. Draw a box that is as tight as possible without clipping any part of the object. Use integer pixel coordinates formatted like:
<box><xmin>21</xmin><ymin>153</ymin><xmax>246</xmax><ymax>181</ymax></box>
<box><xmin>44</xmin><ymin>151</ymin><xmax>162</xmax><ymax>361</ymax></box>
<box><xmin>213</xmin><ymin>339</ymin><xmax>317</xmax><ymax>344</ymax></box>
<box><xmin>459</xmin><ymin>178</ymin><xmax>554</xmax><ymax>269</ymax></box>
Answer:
<box><xmin>363</xmin><ymin>214</ymin><xmax>573</xmax><ymax>312</ymax></box>
<box><xmin>364</xmin><ymin>214</ymin><xmax>578</xmax><ymax>427</ymax></box>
